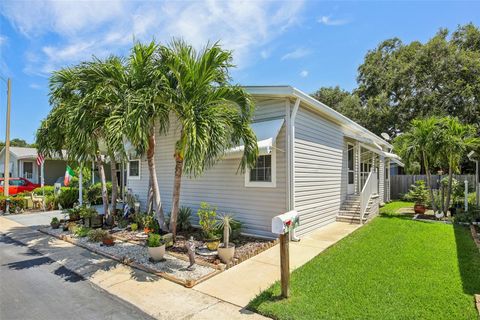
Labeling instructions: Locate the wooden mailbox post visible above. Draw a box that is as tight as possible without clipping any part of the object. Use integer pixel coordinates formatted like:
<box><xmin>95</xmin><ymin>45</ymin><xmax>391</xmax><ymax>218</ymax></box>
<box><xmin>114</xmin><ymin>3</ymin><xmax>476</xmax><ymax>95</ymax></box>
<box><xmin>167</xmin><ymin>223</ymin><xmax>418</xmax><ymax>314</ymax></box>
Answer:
<box><xmin>271</xmin><ymin>210</ymin><xmax>299</xmax><ymax>298</ymax></box>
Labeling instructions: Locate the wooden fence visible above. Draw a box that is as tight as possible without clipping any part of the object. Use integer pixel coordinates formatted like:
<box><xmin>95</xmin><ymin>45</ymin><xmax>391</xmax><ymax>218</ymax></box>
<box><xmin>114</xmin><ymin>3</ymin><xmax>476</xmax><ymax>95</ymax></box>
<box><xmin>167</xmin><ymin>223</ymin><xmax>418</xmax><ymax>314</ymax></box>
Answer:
<box><xmin>390</xmin><ymin>174</ymin><xmax>476</xmax><ymax>200</ymax></box>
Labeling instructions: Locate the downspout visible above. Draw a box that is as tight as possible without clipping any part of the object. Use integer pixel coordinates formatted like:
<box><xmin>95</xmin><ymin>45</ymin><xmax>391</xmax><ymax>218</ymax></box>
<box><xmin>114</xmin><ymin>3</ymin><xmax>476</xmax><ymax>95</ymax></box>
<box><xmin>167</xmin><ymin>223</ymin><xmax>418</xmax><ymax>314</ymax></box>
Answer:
<box><xmin>289</xmin><ymin>98</ymin><xmax>301</xmax><ymax>241</ymax></box>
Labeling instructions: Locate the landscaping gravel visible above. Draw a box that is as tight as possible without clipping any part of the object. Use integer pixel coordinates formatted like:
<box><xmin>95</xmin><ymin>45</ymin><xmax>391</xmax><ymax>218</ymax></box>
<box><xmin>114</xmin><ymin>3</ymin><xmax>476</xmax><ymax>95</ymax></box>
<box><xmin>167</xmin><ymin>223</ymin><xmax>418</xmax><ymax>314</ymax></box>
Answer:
<box><xmin>45</xmin><ymin>228</ymin><xmax>216</xmax><ymax>282</ymax></box>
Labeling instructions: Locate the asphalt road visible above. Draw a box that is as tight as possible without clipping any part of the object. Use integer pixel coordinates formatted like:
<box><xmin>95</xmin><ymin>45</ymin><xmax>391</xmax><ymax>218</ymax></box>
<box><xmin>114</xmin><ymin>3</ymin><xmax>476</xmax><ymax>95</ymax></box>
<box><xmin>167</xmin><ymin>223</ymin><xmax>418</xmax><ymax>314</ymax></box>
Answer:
<box><xmin>0</xmin><ymin>234</ymin><xmax>154</xmax><ymax>320</ymax></box>
<box><xmin>3</xmin><ymin>210</ymin><xmax>65</xmax><ymax>227</ymax></box>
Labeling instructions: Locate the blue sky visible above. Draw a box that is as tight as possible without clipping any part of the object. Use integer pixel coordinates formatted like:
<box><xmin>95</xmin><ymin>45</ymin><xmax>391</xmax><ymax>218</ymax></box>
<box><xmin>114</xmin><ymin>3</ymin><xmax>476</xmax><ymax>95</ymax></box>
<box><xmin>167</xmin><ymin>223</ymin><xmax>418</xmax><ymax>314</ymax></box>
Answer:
<box><xmin>0</xmin><ymin>0</ymin><xmax>478</xmax><ymax>143</ymax></box>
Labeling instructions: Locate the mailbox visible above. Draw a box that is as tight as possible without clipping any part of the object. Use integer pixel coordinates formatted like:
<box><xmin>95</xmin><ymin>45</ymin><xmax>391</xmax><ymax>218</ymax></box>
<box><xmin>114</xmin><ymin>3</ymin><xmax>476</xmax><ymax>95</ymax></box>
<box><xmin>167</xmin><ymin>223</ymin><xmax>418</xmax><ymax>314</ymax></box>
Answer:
<box><xmin>272</xmin><ymin>210</ymin><xmax>299</xmax><ymax>235</ymax></box>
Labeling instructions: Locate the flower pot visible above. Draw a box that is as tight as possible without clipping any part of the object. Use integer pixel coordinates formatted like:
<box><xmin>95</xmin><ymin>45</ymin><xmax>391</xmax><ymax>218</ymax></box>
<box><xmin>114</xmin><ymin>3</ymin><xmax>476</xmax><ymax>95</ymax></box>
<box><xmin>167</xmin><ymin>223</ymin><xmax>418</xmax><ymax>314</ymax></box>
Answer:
<box><xmin>414</xmin><ymin>204</ymin><xmax>426</xmax><ymax>214</ymax></box>
<box><xmin>217</xmin><ymin>243</ymin><xmax>235</xmax><ymax>263</ymax></box>
<box><xmin>102</xmin><ymin>237</ymin><xmax>115</xmax><ymax>246</ymax></box>
<box><xmin>148</xmin><ymin>245</ymin><xmax>166</xmax><ymax>261</ymax></box>
<box><xmin>205</xmin><ymin>238</ymin><xmax>220</xmax><ymax>251</ymax></box>
<box><xmin>50</xmin><ymin>222</ymin><xmax>60</xmax><ymax>229</ymax></box>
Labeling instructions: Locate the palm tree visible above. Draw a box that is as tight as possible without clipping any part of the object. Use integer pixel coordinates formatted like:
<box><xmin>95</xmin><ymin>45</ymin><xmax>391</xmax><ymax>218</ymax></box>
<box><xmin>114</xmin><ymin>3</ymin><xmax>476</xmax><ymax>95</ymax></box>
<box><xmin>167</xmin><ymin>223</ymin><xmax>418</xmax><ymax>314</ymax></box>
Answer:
<box><xmin>394</xmin><ymin>117</ymin><xmax>442</xmax><ymax>212</ymax></box>
<box><xmin>437</xmin><ymin>117</ymin><xmax>479</xmax><ymax>214</ymax></box>
<box><xmin>106</xmin><ymin>42</ymin><xmax>171</xmax><ymax>231</ymax></box>
<box><xmin>160</xmin><ymin>40</ymin><xmax>258</xmax><ymax>238</ymax></box>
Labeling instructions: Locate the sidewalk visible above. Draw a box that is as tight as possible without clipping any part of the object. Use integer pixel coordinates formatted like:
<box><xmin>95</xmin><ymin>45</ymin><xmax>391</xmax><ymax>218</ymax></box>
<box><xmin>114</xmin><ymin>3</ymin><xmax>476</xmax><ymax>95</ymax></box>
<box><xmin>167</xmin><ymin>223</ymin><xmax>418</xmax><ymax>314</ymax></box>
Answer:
<box><xmin>194</xmin><ymin>222</ymin><xmax>360</xmax><ymax>307</ymax></box>
<box><xmin>0</xmin><ymin>216</ymin><xmax>266</xmax><ymax>320</ymax></box>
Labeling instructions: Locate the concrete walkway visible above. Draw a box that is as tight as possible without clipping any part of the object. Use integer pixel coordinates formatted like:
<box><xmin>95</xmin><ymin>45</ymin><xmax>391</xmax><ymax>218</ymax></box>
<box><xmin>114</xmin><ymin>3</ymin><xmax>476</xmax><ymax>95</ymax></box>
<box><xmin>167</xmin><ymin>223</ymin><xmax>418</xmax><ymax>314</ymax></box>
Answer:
<box><xmin>0</xmin><ymin>216</ymin><xmax>266</xmax><ymax>320</ymax></box>
<box><xmin>194</xmin><ymin>222</ymin><xmax>361</xmax><ymax>307</ymax></box>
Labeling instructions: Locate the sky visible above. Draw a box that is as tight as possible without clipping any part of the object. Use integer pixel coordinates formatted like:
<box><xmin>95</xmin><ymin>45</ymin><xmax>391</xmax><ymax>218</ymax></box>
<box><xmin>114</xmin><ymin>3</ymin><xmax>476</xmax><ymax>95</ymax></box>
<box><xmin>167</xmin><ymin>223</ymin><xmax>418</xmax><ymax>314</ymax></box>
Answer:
<box><xmin>0</xmin><ymin>0</ymin><xmax>478</xmax><ymax>143</ymax></box>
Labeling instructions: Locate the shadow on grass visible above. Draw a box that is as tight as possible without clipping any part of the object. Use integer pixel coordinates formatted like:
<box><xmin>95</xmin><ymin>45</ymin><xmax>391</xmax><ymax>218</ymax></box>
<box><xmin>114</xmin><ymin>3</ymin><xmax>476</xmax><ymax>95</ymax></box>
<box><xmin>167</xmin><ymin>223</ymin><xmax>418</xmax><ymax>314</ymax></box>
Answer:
<box><xmin>248</xmin><ymin>290</ymin><xmax>284</xmax><ymax>312</ymax></box>
<box><xmin>453</xmin><ymin>224</ymin><xmax>480</xmax><ymax>295</ymax></box>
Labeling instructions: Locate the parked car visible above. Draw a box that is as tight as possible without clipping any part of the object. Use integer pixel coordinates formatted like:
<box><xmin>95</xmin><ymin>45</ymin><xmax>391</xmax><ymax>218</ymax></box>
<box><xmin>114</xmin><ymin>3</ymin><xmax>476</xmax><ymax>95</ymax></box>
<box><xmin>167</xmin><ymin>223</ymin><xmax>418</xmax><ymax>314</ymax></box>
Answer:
<box><xmin>0</xmin><ymin>178</ymin><xmax>40</xmax><ymax>195</ymax></box>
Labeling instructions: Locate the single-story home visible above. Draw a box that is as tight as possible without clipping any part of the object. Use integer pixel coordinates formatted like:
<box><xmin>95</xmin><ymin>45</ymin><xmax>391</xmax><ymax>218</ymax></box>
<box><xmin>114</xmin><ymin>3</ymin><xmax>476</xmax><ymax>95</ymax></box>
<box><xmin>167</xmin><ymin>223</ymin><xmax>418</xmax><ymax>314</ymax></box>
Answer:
<box><xmin>126</xmin><ymin>86</ymin><xmax>403</xmax><ymax>238</ymax></box>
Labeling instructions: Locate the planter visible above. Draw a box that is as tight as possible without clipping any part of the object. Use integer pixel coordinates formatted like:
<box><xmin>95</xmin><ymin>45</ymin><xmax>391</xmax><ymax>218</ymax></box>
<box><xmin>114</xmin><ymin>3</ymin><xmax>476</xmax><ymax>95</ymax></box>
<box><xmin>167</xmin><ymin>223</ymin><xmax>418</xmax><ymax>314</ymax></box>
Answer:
<box><xmin>217</xmin><ymin>243</ymin><xmax>235</xmax><ymax>263</ymax></box>
<box><xmin>50</xmin><ymin>222</ymin><xmax>60</xmax><ymax>229</ymax></box>
<box><xmin>69</xmin><ymin>213</ymin><xmax>80</xmax><ymax>221</ymax></box>
<box><xmin>449</xmin><ymin>207</ymin><xmax>457</xmax><ymax>216</ymax></box>
<box><xmin>414</xmin><ymin>204</ymin><xmax>426</xmax><ymax>214</ymax></box>
<box><xmin>102</xmin><ymin>237</ymin><xmax>115</xmax><ymax>246</ymax></box>
<box><xmin>148</xmin><ymin>245</ymin><xmax>166</xmax><ymax>261</ymax></box>
<box><xmin>205</xmin><ymin>237</ymin><xmax>220</xmax><ymax>251</ymax></box>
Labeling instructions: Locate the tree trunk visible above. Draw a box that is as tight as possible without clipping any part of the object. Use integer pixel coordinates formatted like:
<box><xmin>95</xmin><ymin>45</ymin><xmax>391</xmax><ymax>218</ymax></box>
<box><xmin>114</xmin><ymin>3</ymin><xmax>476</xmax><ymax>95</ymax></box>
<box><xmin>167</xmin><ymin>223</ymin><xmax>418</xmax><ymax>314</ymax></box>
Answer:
<box><xmin>444</xmin><ymin>165</ymin><xmax>454</xmax><ymax>215</ymax></box>
<box><xmin>169</xmin><ymin>151</ymin><xmax>184</xmax><ymax>239</ymax></box>
<box><xmin>423</xmin><ymin>152</ymin><xmax>437</xmax><ymax>212</ymax></box>
<box><xmin>146</xmin><ymin>174</ymin><xmax>153</xmax><ymax>215</ymax></box>
<box><xmin>147</xmin><ymin>130</ymin><xmax>168</xmax><ymax>231</ymax></box>
<box><xmin>96</xmin><ymin>154</ymin><xmax>110</xmax><ymax>220</ymax></box>
<box><xmin>110</xmin><ymin>157</ymin><xmax>118</xmax><ymax>216</ymax></box>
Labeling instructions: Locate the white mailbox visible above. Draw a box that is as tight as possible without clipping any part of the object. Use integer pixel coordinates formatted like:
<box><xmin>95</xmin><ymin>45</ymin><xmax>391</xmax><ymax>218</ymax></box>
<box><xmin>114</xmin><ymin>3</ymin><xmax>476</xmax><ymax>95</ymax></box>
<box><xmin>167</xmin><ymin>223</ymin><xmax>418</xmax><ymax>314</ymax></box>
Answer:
<box><xmin>272</xmin><ymin>210</ymin><xmax>299</xmax><ymax>235</ymax></box>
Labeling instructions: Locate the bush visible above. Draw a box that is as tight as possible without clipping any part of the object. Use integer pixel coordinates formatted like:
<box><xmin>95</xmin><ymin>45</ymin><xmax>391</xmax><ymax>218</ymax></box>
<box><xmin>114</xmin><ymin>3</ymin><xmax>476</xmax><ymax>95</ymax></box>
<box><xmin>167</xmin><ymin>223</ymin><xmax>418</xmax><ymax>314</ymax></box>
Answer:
<box><xmin>130</xmin><ymin>223</ymin><xmax>138</xmax><ymax>231</ymax></box>
<box><xmin>86</xmin><ymin>182</ymin><xmax>112</xmax><ymax>205</ymax></box>
<box><xmin>0</xmin><ymin>196</ymin><xmax>26</xmax><ymax>213</ymax></box>
<box><xmin>404</xmin><ymin>180</ymin><xmax>429</xmax><ymax>205</ymax></box>
<box><xmin>45</xmin><ymin>195</ymin><xmax>58</xmax><ymax>210</ymax></box>
<box><xmin>32</xmin><ymin>186</ymin><xmax>56</xmax><ymax>196</ymax></box>
<box><xmin>78</xmin><ymin>206</ymin><xmax>98</xmax><ymax>219</ymax></box>
<box><xmin>177</xmin><ymin>207</ymin><xmax>192</xmax><ymax>231</ymax></box>
<box><xmin>197</xmin><ymin>202</ymin><xmax>218</xmax><ymax>239</ymax></box>
<box><xmin>87</xmin><ymin>229</ymin><xmax>108</xmax><ymax>242</ymax></box>
<box><xmin>147</xmin><ymin>233</ymin><xmax>163</xmax><ymax>247</ymax></box>
<box><xmin>57</xmin><ymin>188</ymin><xmax>79</xmax><ymax>209</ymax></box>
<box><xmin>51</xmin><ymin>217</ymin><xmax>59</xmax><ymax>224</ymax></box>
<box><xmin>74</xmin><ymin>226</ymin><xmax>90</xmax><ymax>237</ymax></box>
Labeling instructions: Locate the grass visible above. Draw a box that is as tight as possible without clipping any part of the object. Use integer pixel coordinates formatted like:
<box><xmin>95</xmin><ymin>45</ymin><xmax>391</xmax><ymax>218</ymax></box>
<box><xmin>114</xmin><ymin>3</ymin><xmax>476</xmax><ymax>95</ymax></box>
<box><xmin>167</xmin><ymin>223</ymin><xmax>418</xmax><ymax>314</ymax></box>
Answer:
<box><xmin>380</xmin><ymin>200</ymin><xmax>414</xmax><ymax>215</ymax></box>
<box><xmin>249</xmin><ymin>201</ymin><xmax>480</xmax><ymax>320</ymax></box>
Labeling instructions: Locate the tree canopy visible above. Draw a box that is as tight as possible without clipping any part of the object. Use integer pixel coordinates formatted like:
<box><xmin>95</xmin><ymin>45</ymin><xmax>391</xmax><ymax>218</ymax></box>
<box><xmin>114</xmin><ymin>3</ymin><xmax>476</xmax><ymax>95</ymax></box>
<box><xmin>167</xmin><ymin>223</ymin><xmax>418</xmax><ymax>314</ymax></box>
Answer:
<box><xmin>312</xmin><ymin>23</ymin><xmax>480</xmax><ymax>138</ymax></box>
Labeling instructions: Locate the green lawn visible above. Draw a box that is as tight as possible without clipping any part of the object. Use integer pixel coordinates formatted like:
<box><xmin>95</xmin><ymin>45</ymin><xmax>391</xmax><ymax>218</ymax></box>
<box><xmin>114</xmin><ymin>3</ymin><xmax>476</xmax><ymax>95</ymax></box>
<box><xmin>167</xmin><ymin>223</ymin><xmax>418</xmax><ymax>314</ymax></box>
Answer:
<box><xmin>249</xmin><ymin>202</ymin><xmax>480</xmax><ymax>320</ymax></box>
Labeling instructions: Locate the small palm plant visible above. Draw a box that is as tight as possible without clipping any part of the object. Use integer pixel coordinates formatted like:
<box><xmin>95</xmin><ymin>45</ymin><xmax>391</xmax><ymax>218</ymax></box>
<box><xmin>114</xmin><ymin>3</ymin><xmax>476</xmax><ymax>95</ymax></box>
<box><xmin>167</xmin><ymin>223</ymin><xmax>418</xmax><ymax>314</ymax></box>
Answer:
<box><xmin>217</xmin><ymin>214</ymin><xmax>234</xmax><ymax>249</ymax></box>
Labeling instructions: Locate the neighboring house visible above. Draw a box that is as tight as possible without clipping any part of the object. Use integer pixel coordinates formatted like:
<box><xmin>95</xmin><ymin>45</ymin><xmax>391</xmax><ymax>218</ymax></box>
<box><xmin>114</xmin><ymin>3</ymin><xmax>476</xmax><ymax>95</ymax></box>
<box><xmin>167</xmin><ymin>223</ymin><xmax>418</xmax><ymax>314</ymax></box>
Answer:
<box><xmin>126</xmin><ymin>86</ymin><xmax>403</xmax><ymax>238</ymax></box>
<box><xmin>0</xmin><ymin>147</ymin><xmax>67</xmax><ymax>185</ymax></box>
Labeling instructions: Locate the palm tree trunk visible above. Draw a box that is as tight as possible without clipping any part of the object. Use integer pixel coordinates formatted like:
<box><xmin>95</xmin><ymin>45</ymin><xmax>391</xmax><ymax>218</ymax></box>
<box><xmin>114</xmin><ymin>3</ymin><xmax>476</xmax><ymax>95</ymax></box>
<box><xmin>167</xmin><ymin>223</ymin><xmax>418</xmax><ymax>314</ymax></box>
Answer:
<box><xmin>147</xmin><ymin>130</ymin><xmax>168</xmax><ymax>231</ymax></box>
<box><xmin>146</xmin><ymin>174</ymin><xmax>153</xmax><ymax>214</ymax></box>
<box><xmin>110</xmin><ymin>157</ymin><xmax>118</xmax><ymax>216</ymax></box>
<box><xmin>96</xmin><ymin>154</ymin><xmax>110</xmax><ymax>220</ymax></box>
<box><xmin>444</xmin><ymin>165</ymin><xmax>453</xmax><ymax>215</ymax></box>
<box><xmin>423</xmin><ymin>152</ymin><xmax>437</xmax><ymax>212</ymax></box>
<box><xmin>169</xmin><ymin>151</ymin><xmax>184</xmax><ymax>239</ymax></box>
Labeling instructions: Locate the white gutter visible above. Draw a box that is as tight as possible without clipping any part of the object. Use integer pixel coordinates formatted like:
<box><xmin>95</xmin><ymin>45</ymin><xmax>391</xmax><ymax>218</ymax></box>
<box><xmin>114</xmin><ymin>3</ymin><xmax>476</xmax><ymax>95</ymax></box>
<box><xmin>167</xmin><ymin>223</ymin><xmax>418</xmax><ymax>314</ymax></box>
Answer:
<box><xmin>289</xmin><ymin>98</ymin><xmax>301</xmax><ymax>211</ymax></box>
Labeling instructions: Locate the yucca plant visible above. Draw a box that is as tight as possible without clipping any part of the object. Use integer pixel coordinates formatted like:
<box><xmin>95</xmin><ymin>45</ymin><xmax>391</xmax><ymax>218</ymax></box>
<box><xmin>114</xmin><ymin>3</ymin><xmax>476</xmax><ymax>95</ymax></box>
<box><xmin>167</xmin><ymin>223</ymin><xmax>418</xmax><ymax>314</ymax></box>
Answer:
<box><xmin>217</xmin><ymin>214</ymin><xmax>234</xmax><ymax>248</ymax></box>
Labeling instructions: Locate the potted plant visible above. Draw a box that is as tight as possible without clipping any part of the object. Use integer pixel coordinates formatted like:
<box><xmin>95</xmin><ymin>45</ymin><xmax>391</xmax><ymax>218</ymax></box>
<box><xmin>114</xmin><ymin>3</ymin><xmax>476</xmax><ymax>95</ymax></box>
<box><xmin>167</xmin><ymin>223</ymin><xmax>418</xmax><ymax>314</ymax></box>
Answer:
<box><xmin>405</xmin><ymin>180</ymin><xmax>429</xmax><ymax>214</ymax></box>
<box><xmin>142</xmin><ymin>214</ymin><xmax>154</xmax><ymax>234</ymax></box>
<box><xmin>102</xmin><ymin>234</ymin><xmax>115</xmax><ymax>246</ymax></box>
<box><xmin>80</xmin><ymin>206</ymin><xmax>101</xmax><ymax>228</ymax></box>
<box><xmin>197</xmin><ymin>202</ymin><xmax>220</xmax><ymax>251</ymax></box>
<box><xmin>147</xmin><ymin>233</ymin><xmax>165</xmax><ymax>261</ymax></box>
<box><xmin>68</xmin><ymin>207</ymin><xmax>81</xmax><ymax>221</ymax></box>
<box><xmin>50</xmin><ymin>217</ymin><xmax>60</xmax><ymax>229</ymax></box>
<box><xmin>217</xmin><ymin>214</ymin><xmax>236</xmax><ymax>264</ymax></box>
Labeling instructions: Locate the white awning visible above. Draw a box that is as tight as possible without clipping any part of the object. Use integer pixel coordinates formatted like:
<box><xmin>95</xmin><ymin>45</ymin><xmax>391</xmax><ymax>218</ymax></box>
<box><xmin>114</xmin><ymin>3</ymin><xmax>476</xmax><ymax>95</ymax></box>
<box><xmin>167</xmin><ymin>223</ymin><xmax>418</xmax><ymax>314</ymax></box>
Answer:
<box><xmin>225</xmin><ymin>118</ymin><xmax>284</xmax><ymax>158</ymax></box>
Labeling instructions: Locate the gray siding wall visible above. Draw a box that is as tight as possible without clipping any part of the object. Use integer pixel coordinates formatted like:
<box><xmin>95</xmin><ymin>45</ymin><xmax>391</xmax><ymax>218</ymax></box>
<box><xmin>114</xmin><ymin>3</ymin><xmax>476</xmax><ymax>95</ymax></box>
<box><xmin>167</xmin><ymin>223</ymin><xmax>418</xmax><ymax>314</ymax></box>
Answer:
<box><xmin>127</xmin><ymin>97</ymin><xmax>288</xmax><ymax>238</ymax></box>
<box><xmin>293</xmin><ymin>104</ymin><xmax>346</xmax><ymax>236</ymax></box>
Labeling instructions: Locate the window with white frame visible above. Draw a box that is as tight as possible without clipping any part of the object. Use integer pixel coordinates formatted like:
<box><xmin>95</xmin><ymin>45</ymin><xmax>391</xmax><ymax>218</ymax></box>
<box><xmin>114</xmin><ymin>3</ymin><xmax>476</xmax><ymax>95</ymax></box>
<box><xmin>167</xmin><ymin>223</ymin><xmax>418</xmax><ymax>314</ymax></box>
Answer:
<box><xmin>245</xmin><ymin>149</ymin><xmax>276</xmax><ymax>188</ymax></box>
<box><xmin>128</xmin><ymin>160</ymin><xmax>140</xmax><ymax>179</ymax></box>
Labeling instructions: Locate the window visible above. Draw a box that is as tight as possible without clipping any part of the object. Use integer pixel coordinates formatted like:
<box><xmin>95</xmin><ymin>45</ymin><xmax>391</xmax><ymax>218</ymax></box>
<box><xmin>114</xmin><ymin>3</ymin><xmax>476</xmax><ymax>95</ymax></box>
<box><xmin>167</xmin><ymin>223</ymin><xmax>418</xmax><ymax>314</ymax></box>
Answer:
<box><xmin>23</xmin><ymin>162</ymin><xmax>33</xmax><ymax>179</ymax></box>
<box><xmin>128</xmin><ymin>160</ymin><xmax>140</xmax><ymax>179</ymax></box>
<box><xmin>245</xmin><ymin>150</ymin><xmax>276</xmax><ymax>188</ymax></box>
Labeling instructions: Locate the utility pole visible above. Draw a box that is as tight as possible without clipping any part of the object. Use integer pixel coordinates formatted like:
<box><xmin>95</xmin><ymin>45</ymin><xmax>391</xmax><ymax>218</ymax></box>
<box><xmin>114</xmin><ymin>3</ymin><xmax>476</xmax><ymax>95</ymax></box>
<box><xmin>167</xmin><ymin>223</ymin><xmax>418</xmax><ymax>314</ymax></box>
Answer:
<box><xmin>4</xmin><ymin>79</ymin><xmax>11</xmax><ymax>213</ymax></box>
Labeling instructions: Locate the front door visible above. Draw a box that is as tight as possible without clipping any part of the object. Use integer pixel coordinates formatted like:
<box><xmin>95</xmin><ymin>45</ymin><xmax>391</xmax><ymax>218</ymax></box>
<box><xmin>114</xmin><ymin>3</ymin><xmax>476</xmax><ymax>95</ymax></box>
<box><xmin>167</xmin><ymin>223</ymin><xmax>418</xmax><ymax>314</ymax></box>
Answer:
<box><xmin>347</xmin><ymin>144</ymin><xmax>355</xmax><ymax>194</ymax></box>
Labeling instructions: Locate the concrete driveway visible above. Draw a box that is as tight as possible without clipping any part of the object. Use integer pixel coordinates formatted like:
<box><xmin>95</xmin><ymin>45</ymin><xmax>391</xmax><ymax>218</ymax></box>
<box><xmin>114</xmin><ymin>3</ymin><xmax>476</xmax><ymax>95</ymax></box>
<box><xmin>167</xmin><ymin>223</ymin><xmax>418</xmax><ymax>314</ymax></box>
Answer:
<box><xmin>3</xmin><ymin>210</ymin><xmax>64</xmax><ymax>227</ymax></box>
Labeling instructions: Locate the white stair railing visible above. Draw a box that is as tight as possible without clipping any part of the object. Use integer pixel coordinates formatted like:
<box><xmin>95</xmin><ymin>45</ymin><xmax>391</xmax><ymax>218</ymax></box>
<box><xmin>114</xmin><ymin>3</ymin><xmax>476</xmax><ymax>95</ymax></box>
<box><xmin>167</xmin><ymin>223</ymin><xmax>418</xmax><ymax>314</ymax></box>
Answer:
<box><xmin>360</xmin><ymin>169</ymin><xmax>378</xmax><ymax>223</ymax></box>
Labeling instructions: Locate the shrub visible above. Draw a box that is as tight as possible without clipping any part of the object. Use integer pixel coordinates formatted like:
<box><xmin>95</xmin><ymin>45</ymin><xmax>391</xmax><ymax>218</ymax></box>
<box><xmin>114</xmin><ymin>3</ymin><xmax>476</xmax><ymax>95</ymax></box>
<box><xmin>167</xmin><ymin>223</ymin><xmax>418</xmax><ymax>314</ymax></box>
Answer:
<box><xmin>130</xmin><ymin>223</ymin><xmax>138</xmax><ymax>231</ymax></box>
<box><xmin>0</xmin><ymin>196</ymin><xmax>26</xmax><ymax>213</ymax></box>
<box><xmin>177</xmin><ymin>207</ymin><xmax>192</xmax><ymax>231</ymax></box>
<box><xmin>147</xmin><ymin>233</ymin><xmax>163</xmax><ymax>247</ymax></box>
<box><xmin>67</xmin><ymin>207</ymin><xmax>82</xmax><ymax>220</ymax></box>
<box><xmin>45</xmin><ymin>195</ymin><xmax>58</xmax><ymax>210</ymax></box>
<box><xmin>86</xmin><ymin>182</ymin><xmax>112</xmax><ymax>205</ymax></box>
<box><xmin>74</xmin><ymin>226</ymin><xmax>90</xmax><ymax>237</ymax></box>
<box><xmin>78</xmin><ymin>206</ymin><xmax>98</xmax><ymax>219</ymax></box>
<box><xmin>57</xmin><ymin>188</ymin><xmax>79</xmax><ymax>209</ymax></box>
<box><xmin>51</xmin><ymin>217</ymin><xmax>59</xmax><ymax>224</ymax></box>
<box><xmin>404</xmin><ymin>180</ymin><xmax>429</xmax><ymax>205</ymax></box>
<box><xmin>87</xmin><ymin>229</ymin><xmax>108</xmax><ymax>242</ymax></box>
<box><xmin>197</xmin><ymin>202</ymin><xmax>217</xmax><ymax>239</ymax></box>
<box><xmin>32</xmin><ymin>186</ymin><xmax>56</xmax><ymax>196</ymax></box>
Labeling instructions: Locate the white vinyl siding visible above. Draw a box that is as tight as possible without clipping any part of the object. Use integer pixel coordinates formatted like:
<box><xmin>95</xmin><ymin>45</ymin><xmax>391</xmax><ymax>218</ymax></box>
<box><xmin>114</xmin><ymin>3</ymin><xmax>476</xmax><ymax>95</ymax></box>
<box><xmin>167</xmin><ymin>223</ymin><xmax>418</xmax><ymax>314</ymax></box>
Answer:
<box><xmin>127</xmin><ymin>98</ymin><xmax>288</xmax><ymax>238</ymax></box>
<box><xmin>293</xmin><ymin>104</ymin><xmax>345</xmax><ymax>236</ymax></box>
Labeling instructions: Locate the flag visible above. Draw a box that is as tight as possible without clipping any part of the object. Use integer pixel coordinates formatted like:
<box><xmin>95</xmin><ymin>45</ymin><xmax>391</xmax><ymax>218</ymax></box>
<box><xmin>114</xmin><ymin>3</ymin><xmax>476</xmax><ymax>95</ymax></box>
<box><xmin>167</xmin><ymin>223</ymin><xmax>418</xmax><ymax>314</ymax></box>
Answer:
<box><xmin>64</xmin><ymin>165</ymin><xmax>75</xmax><ymax>186</ymax></box>
<box><xmin>36</xmin><ymin>153</ymin><xmax>45</xmax><ymax>166</ymax></box>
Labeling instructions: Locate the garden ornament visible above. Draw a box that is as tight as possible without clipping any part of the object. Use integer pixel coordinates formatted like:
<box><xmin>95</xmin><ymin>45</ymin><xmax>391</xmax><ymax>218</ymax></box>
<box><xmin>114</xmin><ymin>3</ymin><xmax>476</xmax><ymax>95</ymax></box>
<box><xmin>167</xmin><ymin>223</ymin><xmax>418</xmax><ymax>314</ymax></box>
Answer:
<box><xmin>186</xmin><ymin>236</ymin><xmax>196</xmax><ymax>271</ymax></box>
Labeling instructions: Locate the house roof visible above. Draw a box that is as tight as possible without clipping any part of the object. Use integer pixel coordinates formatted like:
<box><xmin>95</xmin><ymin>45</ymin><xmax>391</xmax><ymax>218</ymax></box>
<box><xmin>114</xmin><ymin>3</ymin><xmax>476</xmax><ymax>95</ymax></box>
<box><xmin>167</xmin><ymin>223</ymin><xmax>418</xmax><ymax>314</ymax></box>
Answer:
<box><xmin>244</xmin><ymin>86</ymin><xmax>393</xmax><ymax>149</ymax></box>
<box><xmin>0</xmin><ymin>146</ymin><xmax>67</xmax><ymax>160</ymax></box>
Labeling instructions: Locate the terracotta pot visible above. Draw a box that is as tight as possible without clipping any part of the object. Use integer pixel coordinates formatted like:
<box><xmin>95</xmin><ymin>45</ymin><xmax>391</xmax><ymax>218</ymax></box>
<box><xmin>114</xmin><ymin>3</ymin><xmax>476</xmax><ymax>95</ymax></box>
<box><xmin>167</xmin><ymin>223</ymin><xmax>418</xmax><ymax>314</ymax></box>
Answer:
<box><xmin>148</xmin><ymin>245</ymin><xmax>166</xmax><ymax>261</ymax></box>
<box><xmin>414</xmin><ymin>204</ymin><xmax>426</xmax><ymax>214</ymax></box>
<box><xmin>102</xmin><ymin>237</ymin><xmax>115</xmax><ymax>246</ymax></box>
<box><xmin>217</xmin><ymin>243</ymin><xmax>235</xmax><ymax>263</ymax></box>
<box><xmin>205</xmin><ymin>238</ymin><xmax>220</xmax><ymax>251</ymax></box>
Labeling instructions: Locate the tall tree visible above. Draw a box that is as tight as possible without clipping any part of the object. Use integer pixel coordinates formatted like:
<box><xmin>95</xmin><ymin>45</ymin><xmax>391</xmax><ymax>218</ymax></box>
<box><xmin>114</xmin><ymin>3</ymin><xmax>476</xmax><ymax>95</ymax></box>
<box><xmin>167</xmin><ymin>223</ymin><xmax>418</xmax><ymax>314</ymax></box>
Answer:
<box><xmin>161</xmin><ymin>40</ymin><xmax>258</xmax><ymax>238</ymax></box>
<box><xmin>394</xmin><ymin>117</ymin><xmax>443</xmax><ymax>211</ymax></box>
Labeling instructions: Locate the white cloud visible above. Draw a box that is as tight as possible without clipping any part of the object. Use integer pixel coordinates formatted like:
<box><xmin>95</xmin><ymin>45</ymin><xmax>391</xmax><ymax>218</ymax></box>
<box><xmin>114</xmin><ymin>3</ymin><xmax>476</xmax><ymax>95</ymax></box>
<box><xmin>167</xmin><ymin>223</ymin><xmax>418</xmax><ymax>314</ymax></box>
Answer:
<box><xmin>281</xmin><ymin>47</ymin><xmax>311</xmax><ymax>60</ymax></box>
<box><xmin>318</xmin><ymin>15</ymin><xmax>349</xmax><ymax>26</ymax></box>
<box><xmin>300</xmin><ymin>70</ymin><xmax>309</xmax><ymax>77</ymax></box>
<box><xmin>1</xmin><ymin>0</ymin><xmax>305</xmax><ymax>76</ymax></box>
<box><xmin>260</xmin><ymin>49</ymin><xmax>271</xmax><ymax>59</ymax></box>
<box><xmin>29</xmin><ymin>83</ymin><xmax>41</xmax><ymax>89</ymax></box>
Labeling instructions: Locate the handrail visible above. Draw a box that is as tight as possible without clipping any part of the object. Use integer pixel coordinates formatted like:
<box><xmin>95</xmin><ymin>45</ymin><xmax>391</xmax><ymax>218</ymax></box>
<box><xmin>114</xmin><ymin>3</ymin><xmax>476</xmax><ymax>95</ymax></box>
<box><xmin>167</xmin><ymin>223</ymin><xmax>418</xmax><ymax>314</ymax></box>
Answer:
<box><xmin>360</xmin><ymin>169</ymin><xmax>378</xmax><ymax>223</ymax></box>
